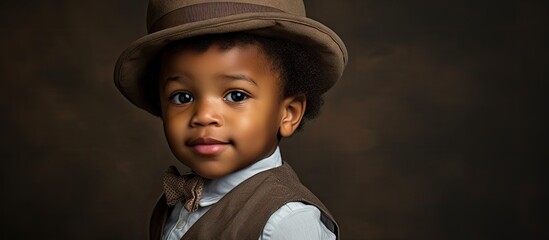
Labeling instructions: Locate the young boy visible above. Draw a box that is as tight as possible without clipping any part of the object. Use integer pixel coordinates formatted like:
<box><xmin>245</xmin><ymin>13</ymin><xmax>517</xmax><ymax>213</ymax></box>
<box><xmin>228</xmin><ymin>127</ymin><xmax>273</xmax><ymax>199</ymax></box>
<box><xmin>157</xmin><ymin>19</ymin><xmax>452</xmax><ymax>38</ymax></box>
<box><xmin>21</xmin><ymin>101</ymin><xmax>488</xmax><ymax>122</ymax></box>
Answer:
<box><xmin>114</xmin><ymin>1</ymin><xmax>347</xmax><ymax>239</ymax></box>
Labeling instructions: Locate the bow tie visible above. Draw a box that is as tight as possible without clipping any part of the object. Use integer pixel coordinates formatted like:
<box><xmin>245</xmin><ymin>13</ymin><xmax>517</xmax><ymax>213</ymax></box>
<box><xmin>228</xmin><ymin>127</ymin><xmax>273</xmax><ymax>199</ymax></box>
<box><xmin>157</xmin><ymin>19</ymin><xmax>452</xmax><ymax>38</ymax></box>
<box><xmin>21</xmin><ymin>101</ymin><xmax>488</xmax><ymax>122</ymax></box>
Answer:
<box><xmin>163</xmin><ymin>166</ymin><xmax>206</xmax><ymax>212</ymax></box>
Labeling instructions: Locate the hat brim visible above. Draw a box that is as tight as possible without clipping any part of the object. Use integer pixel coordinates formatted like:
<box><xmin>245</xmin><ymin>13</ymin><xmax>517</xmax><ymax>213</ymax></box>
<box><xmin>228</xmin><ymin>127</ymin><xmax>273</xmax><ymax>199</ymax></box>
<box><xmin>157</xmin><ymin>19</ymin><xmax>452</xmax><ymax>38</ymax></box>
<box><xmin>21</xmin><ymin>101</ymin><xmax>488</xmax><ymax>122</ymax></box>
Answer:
<box><xmin>114</xmin><ymin>11</ymin><xmax>347</xmax><ymax>116</ymax></box>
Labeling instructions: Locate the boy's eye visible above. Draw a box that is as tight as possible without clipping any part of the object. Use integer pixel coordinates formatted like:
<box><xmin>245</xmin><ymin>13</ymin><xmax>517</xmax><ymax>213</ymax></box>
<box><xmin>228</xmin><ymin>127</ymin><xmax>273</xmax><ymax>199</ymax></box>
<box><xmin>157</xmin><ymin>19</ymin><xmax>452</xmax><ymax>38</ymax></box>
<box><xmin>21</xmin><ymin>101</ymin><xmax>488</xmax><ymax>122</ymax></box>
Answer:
<box><xmin>170</xmin><ymin>92</ymin><xmax>194</xmax><ymax>104</ymax></box>
<box><xmin>224</xmin><ymin>91</ymin><xmax>249</xmax><ymax>103</ymax></box>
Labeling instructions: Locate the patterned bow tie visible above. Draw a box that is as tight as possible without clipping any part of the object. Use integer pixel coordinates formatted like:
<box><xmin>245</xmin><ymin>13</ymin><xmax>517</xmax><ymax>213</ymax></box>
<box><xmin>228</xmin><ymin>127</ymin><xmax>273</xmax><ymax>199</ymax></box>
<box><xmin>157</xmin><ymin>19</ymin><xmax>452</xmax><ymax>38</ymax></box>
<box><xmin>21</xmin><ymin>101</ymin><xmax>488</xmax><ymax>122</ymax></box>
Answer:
<box><xmin>163</xmin><ymin>166</ymin><xmax>206</xmax><ymax>212</ymax></box>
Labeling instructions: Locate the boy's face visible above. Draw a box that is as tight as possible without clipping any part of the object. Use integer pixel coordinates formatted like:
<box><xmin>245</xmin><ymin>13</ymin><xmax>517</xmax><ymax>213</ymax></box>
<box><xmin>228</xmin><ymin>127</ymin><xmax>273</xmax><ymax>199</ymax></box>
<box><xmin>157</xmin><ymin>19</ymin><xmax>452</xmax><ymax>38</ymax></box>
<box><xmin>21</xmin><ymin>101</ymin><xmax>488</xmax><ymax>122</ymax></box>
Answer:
<box><xmin>158</xmin><ymin>43</ymin><xmax>302</xmax><ymax>179</ymax></box>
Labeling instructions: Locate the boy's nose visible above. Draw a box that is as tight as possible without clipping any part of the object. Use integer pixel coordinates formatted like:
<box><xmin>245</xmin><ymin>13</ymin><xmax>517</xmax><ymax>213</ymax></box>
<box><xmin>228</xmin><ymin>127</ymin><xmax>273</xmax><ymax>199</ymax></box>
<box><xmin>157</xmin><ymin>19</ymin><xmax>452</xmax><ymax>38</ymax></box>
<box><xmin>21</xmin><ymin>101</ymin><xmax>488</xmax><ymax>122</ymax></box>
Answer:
<box><xmin>190</xmin><ymin>99</ymin><xmax>223</xmax><ymax>127</ymax></box>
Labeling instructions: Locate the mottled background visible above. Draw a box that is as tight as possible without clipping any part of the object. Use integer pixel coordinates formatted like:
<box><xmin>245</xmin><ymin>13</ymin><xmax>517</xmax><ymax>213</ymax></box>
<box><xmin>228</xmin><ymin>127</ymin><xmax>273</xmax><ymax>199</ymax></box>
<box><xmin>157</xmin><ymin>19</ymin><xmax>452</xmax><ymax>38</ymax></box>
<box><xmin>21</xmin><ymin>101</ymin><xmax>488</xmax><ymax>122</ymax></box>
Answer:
<box><xmin>1</xmin><ymin>0</ymin><xmax>547</xmax><ymax>239</ymax></box>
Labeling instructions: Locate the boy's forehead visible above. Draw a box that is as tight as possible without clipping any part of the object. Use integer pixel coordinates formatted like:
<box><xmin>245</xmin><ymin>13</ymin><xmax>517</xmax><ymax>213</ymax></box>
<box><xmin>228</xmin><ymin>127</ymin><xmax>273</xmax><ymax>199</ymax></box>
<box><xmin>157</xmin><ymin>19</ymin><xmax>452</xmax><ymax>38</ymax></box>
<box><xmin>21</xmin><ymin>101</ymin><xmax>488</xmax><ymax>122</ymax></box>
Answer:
<box><xmin>158</xmin><ymin>40</ymin><xmax>284</xmax><ymax>90</ymax></box>
<box><xmin>162</xmin><ymin>39</ymin><xmax>266</xmax><ymax>59</ymax></box>
<box><xmin>160</xmin><ymin>40</ymin><xmax>281</xmax><ymax>77</ymax></box>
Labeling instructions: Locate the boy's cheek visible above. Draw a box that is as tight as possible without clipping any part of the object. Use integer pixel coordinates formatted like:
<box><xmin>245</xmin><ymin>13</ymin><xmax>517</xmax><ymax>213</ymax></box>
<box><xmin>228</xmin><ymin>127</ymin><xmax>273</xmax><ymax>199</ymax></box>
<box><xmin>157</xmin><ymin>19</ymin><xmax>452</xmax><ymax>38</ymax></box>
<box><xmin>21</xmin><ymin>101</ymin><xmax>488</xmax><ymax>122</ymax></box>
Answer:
<box><xmin>163</xmin><ymin>115</ymin><xmax>187</xmax><ymax>139</ymax></box>
<box><xmin>161</xmin><ymin>103</ymin><xmax>187</xmax><ymax>119</ymax></box>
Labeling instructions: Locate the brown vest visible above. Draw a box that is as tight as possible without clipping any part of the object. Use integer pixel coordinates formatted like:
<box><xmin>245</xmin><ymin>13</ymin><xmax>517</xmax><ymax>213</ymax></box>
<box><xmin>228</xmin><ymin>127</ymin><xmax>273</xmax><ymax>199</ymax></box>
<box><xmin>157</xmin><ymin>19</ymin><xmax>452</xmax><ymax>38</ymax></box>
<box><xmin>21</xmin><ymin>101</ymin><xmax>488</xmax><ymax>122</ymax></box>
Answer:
<box><xmin>150</xmin><ymin>162</ymin><xmax>340</xmax><ymax>239</ymax></box>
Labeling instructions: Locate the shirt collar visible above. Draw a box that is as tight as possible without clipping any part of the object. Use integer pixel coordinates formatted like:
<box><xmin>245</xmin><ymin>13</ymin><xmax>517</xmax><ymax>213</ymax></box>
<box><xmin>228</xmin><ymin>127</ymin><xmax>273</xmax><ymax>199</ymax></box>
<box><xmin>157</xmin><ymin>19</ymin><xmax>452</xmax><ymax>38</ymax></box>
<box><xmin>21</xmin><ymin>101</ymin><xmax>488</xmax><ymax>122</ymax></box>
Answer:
<box><xmin>199</xmin><ymin>146</ymin><xmax>282</xmax><ymax>207</ymax></box>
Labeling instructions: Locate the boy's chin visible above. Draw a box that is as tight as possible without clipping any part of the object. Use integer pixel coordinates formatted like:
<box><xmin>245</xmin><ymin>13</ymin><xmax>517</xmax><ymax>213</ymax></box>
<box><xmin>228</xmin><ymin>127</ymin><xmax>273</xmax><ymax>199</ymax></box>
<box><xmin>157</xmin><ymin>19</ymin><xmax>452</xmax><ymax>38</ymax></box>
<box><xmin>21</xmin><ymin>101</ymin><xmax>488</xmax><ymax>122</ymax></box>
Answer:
<box><xmin>182</xmin><ymin>162</ymin><xmax>236</xmax><ymax>180</ymax></box>
<box><xmin>193</xmin><ymin>169</ymin><xmax>231</xmax><ymax>180</ymax></box>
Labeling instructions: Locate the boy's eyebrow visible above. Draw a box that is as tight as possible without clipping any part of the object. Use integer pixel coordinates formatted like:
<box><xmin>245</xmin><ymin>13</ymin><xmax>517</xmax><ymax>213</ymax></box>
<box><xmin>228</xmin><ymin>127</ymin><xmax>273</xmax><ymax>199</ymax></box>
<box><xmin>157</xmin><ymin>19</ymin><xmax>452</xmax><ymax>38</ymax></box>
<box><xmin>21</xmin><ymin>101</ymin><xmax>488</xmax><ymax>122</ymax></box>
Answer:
<box><xmin>162</xmin><ymin>75</ymin><xmax>186</xmax><ymax>88</ymax></box>
<box><xmin>218</xmin><ymin>74</ymin><xmax>257</xmax><ymax>86</ymax></box>
<box><xmin>161</xmin><ymin>74</ymin><xmax>258</xmax><ymax>87</ymax></box>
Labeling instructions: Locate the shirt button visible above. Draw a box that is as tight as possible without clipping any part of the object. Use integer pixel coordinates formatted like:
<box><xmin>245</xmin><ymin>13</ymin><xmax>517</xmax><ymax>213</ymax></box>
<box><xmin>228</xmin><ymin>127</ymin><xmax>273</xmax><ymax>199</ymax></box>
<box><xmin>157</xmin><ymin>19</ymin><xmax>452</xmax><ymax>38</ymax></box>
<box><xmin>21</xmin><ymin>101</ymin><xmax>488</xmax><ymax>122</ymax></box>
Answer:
<box><xmin>176</xmin><ymin>219</ymin><xmax>187</xmax><ymax>230</ymax></box>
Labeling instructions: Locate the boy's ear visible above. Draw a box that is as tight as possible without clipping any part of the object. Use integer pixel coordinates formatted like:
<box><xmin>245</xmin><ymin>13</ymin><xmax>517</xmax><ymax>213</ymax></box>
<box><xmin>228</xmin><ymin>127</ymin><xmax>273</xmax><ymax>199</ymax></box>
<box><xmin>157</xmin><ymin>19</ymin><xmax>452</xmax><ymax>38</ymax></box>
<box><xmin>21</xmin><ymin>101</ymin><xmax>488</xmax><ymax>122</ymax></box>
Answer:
<box><xmin>279</xmin><ymin>94</ymin><xmax>306</xmax><ymax>137</ymax></box>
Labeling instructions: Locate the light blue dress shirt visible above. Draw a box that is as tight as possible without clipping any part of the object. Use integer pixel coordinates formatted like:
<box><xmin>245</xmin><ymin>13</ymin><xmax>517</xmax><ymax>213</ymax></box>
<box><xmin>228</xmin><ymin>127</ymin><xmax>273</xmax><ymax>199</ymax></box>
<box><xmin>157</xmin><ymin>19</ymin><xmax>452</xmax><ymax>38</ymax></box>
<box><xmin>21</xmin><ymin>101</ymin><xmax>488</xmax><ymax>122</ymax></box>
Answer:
<box><xmin>162</xmin><ymin>147</ymin><xmax>336</xmax><ymax>240</ymax></box>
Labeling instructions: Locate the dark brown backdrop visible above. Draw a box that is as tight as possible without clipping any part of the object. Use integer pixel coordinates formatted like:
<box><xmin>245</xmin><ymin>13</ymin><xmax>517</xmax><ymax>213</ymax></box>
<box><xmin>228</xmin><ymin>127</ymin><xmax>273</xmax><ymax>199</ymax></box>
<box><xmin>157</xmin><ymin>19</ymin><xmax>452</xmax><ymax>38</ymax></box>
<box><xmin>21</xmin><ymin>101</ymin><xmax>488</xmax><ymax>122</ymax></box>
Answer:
<box><xmin>1</xmin><ymin>0</ymin><xmax>547</xmax><ymax>239</ymax></box>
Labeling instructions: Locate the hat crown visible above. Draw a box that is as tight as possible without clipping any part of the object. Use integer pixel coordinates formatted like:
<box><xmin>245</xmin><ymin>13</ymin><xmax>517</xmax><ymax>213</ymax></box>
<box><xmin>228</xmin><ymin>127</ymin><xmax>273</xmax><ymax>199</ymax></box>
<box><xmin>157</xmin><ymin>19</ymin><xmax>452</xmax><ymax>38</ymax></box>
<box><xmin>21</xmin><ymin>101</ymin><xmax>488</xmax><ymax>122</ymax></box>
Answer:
<box><xmin>147</xmin><ymin>0</ymin><xmax>306</xmax><ymax>31</ymax></box>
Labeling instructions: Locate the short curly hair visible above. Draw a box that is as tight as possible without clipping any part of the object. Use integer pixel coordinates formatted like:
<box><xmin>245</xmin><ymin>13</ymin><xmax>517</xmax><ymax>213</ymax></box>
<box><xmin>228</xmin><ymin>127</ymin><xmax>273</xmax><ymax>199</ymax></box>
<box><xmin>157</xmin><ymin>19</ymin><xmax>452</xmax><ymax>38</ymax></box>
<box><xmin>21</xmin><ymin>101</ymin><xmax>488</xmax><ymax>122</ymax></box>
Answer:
<box><xmin>146</xmin><ymin>32</ymin><xmax>325</xmax><ymax>130</ymax></box>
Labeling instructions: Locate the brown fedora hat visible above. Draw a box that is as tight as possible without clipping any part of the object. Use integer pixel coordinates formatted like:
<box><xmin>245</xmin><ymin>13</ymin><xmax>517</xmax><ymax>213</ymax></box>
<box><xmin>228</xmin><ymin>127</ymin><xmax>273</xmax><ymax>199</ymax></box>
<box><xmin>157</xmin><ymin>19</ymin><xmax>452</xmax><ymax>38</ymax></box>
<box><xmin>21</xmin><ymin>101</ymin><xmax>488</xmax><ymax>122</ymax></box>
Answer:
<box><xmin>114</xmin><ymin>0</ymin><xmax>348</xmax><ymax>116</ymax></box>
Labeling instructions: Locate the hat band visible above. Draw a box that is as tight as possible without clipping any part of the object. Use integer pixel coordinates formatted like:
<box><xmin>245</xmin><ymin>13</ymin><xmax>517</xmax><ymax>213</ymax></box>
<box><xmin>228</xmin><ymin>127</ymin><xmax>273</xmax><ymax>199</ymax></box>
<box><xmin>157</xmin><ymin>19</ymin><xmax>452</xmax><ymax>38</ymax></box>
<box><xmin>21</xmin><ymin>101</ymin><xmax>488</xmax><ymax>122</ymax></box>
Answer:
<box><xmin>149</xmin><ymin>2</ymin><xmax>283</xmax><ymax>33</ymax></box>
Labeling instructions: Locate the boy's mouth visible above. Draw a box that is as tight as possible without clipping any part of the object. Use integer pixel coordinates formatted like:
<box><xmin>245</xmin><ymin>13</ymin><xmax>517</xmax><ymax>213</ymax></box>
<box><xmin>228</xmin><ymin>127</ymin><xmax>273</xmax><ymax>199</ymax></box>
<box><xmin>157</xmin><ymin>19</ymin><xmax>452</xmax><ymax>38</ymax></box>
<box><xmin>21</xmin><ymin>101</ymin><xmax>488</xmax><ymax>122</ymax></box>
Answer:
<box><xmin>186</xmin><ymin>137</ymin><xmax>229</xmax><ymax>156</ymax></box>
